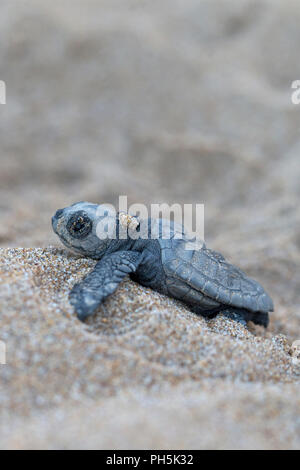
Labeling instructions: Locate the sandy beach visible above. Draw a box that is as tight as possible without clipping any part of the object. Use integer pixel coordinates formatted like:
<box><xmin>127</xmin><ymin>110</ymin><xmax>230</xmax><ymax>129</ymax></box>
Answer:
<box><xmin>0</xmin><ymin>0</ymin><xmax>300</xmax><ymax>449</ymax></box>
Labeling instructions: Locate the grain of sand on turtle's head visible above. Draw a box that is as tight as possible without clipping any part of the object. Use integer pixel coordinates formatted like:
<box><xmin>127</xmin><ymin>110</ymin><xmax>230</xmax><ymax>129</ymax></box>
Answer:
<box><xmin>0</xmin><ymin>247</ymin><xmax>299</xmax><ymax>449</ymax></box>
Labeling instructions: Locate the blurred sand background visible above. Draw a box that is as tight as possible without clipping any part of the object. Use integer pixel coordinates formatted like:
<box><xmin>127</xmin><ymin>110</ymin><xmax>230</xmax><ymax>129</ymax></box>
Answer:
<box><xmin>0</xmin><ymin>0</ymin><xmax>300</xmax><ymax>449</ymax></box>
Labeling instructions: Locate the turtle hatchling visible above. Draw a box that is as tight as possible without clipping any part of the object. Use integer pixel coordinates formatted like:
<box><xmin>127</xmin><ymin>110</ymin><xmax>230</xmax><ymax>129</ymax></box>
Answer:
<box><xmin>52</xmin><ymin>202</ymin><xmax>274</xmax><ymax>327</ymax></box>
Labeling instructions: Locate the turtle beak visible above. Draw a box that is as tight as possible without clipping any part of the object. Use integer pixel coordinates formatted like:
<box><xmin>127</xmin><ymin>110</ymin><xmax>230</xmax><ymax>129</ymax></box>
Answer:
<box><xmin>52</xmin><ymin>209</ymin><xmax>64</xmax><ymax>234</ymax></box>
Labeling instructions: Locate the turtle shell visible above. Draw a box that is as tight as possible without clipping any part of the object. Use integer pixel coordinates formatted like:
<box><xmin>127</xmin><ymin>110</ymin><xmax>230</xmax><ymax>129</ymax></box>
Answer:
<box><xmin>160</xmin><ymin>235</ymin><xmax>274</xmax><ymax>314</ymax></box>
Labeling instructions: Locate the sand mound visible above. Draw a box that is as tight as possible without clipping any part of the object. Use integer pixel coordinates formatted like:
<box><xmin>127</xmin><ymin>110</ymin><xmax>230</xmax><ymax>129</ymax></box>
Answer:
<box><xmin>0</xmin><ymin>248</ymin><xmax>299</xmax><ymax>449</ymax></box>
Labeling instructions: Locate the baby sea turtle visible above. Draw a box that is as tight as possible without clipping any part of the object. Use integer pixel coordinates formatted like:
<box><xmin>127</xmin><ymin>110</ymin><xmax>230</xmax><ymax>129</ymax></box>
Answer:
<box><xmin>52</xmin><ymin>202</ymin><xmax>273</xmax><ymax>327</ymax></box>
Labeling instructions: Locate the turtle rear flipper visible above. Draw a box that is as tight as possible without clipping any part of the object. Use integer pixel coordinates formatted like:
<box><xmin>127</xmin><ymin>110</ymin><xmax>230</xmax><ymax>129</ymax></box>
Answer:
<box><xmin>189</xmin><ymin>305</ymin><xmax>269</xmax><ymax>328</ymax></box>
<box><xmin>220</xmin><ymin>308</ymin><xmax>269</xmax><ymax>328</ymax></box>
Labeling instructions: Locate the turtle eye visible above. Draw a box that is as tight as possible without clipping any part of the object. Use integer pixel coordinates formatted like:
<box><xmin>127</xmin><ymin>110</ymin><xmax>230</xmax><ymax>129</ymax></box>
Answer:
<box><xmin>67</xmin><ymin>211</ymin><xmax>92</xmax><ymax>239</ymax></box>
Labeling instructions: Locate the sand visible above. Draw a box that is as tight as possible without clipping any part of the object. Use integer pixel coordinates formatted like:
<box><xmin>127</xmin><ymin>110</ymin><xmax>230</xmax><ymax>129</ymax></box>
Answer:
<box><xmin>0</xmin><ymin>0</ymin><xmax>300</xmax><ymax>449</ymax></box>
<box><xmin>0</xmin><ymin>247</ymin><xmax>299</xmax><ymax>449</ymax></box>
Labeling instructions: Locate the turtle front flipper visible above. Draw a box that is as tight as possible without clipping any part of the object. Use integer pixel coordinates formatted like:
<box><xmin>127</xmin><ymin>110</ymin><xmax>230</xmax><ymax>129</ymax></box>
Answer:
<box><xmin>69</xmin><ymin>251</ymin><xmax>142</xmax><ymax>321</ymax></box>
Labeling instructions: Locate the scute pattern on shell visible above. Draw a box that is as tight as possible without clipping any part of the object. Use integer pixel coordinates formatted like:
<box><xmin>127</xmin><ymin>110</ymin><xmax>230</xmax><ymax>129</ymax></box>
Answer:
<box><xmin>161</xmin><ymin>237</ymin><xmax>274</xmax><ymax>314</ymax></box>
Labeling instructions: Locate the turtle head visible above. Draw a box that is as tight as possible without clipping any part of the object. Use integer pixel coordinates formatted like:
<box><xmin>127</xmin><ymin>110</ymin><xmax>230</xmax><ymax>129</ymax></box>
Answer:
<box><xmin>52</xmin><ymin>201</ymin><xmax>118</xmax><ymax>259</ymax></box>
